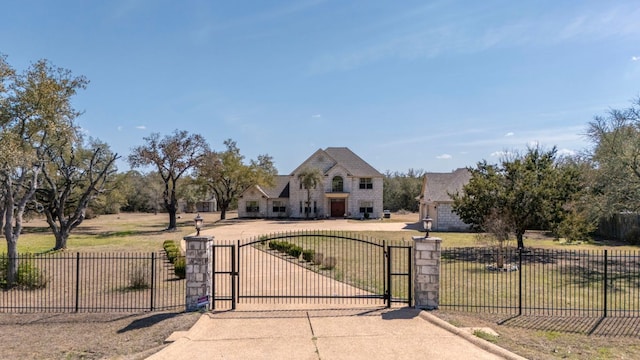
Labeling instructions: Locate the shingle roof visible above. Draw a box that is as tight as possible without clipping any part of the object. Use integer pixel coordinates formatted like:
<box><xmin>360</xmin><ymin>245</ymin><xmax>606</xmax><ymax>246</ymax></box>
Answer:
<box><xmin>324</xmin><ymin>147</ymin><xmax>382</xmax><ymax>177</ymax></box>
<box><xmin>259</xmin><ymin>175</ymin><xmax>291</xmax><ymax>198</ymax></box>
<box><xmin>423</xmin><ymin>168</ymin><xmax>471</xmax><ymax>203</ymax></box>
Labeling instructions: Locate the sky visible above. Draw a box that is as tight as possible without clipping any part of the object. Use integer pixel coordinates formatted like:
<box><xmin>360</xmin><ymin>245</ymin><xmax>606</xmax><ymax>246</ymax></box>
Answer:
<box><xmin>2</xmin><ymin>1</ymin><xmax>639</xmax><ymax>175</ymax></box>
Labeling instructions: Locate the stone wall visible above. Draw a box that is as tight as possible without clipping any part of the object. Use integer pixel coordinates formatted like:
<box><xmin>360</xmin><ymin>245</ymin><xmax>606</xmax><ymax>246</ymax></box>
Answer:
<box><xmin>413</xmin><ymin>236</ymin><xmax>441</xmax><ymax>310</ymax></box>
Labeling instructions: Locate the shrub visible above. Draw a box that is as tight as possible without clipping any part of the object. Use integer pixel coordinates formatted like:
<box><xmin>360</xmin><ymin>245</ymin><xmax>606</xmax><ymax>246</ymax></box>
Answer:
<box><xmin>1</xmin><ymin>254</ymin><xmax>48</xmax><ymax>289</ymax></box>
<box><xmin>321</xmin><ymin>256</ymin><xmax>337</xmax><ymax>270</ymax></box>
<box><xmin>128</xmin><ymin>262</ymin><xmax>149</xmax><ymax>289</ymax></box>
<box><xmin>287</xmin><ymin>245</ymin><xmax>303</xmax><ymax>259</ymax></box>
<box><xmin>174</xmin><ymin>256</ymin><xmax>186</xmax><ymax>279</ymax></box>
<box><xmin>163</xmin><ymin>240</ymin><xmax>181</xmax><ymax>263</ymax></box>
<box><xmin>302</xmin><ymin>249</ymin><xmax>315</xmax><ymax>262</ymax></box>
<box><xmin>624</xmin><ymin>226</ymin><xmax>640</xmax><ymax>245</ymax></box>
<box><xmin>313</xmin><ymin>252</ymin><xmax>324</xmax><ymax>265</ymax></box>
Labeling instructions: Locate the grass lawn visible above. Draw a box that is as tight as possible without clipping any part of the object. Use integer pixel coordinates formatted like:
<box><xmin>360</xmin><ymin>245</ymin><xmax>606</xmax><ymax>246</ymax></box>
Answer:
<box><xmin>1</xmin><ymin>212</ymin><xmax>224</xmax><ymax>253</ymax></box>
<box><xmin>2</xmin><ymin>211</ymin><xmax>640</xmax><ymax>360</ymax></box>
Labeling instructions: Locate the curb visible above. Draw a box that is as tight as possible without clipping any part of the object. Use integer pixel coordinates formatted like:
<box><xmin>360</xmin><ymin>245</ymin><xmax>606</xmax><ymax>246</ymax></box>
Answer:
<box><xmin>418</xmin><ymin>311</ymin><xmax>528</xmax><ymax>360</ymax></box>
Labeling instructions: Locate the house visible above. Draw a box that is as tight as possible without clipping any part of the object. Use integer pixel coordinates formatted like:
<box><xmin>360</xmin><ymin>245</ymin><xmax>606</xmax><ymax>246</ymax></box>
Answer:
<box><xmin>417</xmin><ymin>168</ymin><xmax>471</xmax><ymax>231</ymax></box>
<box><xmin>238</xmin><ymin>147</ymin><xmax>384</xmax><ymax>219</ymax></box>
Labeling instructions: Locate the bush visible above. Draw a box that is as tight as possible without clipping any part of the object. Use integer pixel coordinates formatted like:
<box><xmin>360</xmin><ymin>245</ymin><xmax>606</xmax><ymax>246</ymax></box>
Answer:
<box><xmin>313</xmin><ymin>252</ymin><xmax>324</xmax><ymax>265</ymax></box>
<box><xmin>302</xmin><ymin>249</ymin><xmax>315</xmax><ymax>262</ymax></box>
<box><xmin>624</xmin><ymin>226</ymin><xmax>640</xmax><ymax>245</ymax></box>
<box><xmin>174</xmin><ymin>256</ymin><xmax>186</xmax><ymax>279</ymax></box>
<box><xmin>321</xmin><ymin>256</ymin><xmax>337</xmax><ymax>270</ymax></box>
<box><xmin>163</xmin><ymin>240</ymin><xmax>181</xmax><ymax>263</ymax></box>
<box><xmin>287</xmin><ymin>245</ymin><xmax>303</xmax><ymax>259</ymax></box>
<box><xmin>128</xmin><ymin>262</ymin><xmax>149</xmax><ymax>289</ymax></box>
<box><xmin>1</xmin><ymin>254</ymin><xmax>48</xmax><ymax>289</ymax></box>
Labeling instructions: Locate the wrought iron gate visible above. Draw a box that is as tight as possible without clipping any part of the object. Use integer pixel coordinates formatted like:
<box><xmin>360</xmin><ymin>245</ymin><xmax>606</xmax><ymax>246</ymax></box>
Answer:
<box><xmin>211</xmin><ymin>231</ymin><xmax>412</xmax><ymax>309</ymax></box>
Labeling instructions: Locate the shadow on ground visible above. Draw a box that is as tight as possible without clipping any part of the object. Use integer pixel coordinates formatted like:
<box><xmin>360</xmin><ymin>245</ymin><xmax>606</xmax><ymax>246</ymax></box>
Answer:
<box><xmin>117</xmin><ymin>312</ymin><xmax>183</xmax><ymax>333</ymax></box>
<box><xmin>499</xmin><ymin>315</ymin><xmax>640</xmax><ymax>337</ymax></box>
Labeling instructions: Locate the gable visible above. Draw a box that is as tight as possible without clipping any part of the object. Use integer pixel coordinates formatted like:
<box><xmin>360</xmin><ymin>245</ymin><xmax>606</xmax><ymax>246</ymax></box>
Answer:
<box><xmin>422</xmin><ymin>168</ymin><xmax>471</xmax><ymax>203</ymax></box>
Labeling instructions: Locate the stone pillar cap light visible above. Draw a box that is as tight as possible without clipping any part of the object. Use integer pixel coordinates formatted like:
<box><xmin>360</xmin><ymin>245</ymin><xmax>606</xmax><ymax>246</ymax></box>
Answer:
<box><xmin>194</xmin><ymin>213</ymin><xmax>203</xmax><ymax>236</ymax></box>
<box><xmin>422</xmin><ymin>216</ymin><xmax>433</xmax><ymax>238</ymax></box>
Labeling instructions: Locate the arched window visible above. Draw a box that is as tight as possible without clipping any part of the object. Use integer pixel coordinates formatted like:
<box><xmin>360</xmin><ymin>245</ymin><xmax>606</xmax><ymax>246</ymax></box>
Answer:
<box><xmin>332</xmin><ymin>176</ymin><xmax>343</xmax><ymax>192</ymax></box>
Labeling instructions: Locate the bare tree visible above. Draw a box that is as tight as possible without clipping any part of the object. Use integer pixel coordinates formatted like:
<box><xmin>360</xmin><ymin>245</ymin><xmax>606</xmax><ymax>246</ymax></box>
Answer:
<box><xmin>129</xmin><ymin>130</ymin><xmax>209</xmax><ymax>230</ymax></box>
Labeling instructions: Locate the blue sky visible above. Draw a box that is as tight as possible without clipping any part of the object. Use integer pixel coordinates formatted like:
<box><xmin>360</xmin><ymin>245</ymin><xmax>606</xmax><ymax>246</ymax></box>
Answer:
<box><xmin>2</xmin><ymin>1</ymin><xmax>639</xmax><ymax>174</ymax></box>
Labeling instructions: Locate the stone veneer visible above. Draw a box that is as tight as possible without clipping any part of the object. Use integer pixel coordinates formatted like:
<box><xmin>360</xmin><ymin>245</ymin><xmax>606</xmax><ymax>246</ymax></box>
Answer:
<box><xmin>412</xmin><ymin>236</ymin><xmax>442</xmax><ymax>310</ymax></box>
<box><xmin>184</xmin><ymin>235</ymin><xmax>213</xmax><ymax>312</ymax></box>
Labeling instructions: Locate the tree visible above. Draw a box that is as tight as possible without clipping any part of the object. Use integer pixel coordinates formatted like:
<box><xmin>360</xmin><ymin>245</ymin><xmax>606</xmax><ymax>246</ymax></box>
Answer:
<box><xmin>587</xmin><ymin>97</ymin><xmax>640</xmax><ymax>215</ymax></box>
<box><xmin>452</xmin><ymin>146</ymin><xmax>581</xmax><ymax>249</ymax></box>
<box><xmin>383</xmin><ymin>169</ymin><xmax>424</xmax><ymax>212</ymax></box>
<box><xmin>129</xmin><ymin>130</ymin><xmax>209</xmax><ymax>230</ymax></box>
<box><xmin>197</xmin><ymin>139</ymin><xmax>276</xmax><ymax>220</ymax></box>
<box><xmin>298</xmin><ymin>167</ymin><xmax>324</xmax><ymax>219</ymax></box>
<box><xmin>0</xmin><ymin>56</ymin><xmax>87</xmax><ymax>284</ymax></box>
<box><xmin>36</xmin><ymin>138</ymin><xmax>119</xmax><ymax>250</ymax></box>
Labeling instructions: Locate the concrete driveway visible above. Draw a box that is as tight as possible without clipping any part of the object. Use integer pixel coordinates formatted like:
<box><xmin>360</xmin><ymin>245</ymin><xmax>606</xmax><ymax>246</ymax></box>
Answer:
<box><xmin>154</xmin><ymin>217</ymin><xmax>526</xmax><ymax>360</ymax></box>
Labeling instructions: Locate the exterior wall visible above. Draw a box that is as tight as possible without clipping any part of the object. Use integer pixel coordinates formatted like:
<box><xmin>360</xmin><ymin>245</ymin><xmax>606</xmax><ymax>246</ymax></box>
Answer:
<box><xmin>289</xmin><ymin>175</ymin><xmax>326</xmax><ymax>218</ymax></box>
<box><xmin>435</xmin><ymin>203</ymin><xmax>470</xmax><ymax>231</ymax></box>
<box><xmin>348</xmin><ymin>177</ymin><xmax>383</xmax><ymax>219</ymax></box>
<box><xmin>237</xmin><ymin>189</ymin><xmax>267</xmax><ymax>218</ymax></box>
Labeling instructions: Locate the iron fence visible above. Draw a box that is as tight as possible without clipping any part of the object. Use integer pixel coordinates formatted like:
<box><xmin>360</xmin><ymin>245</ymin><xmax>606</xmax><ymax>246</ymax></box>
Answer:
<box><xmin>441</xmin><ymin>247</ymin><xmax>640</xmax><ymax>317</ymax></box>
<box><xmin>1</xmin><ymin>252</ymin><xmax>185</xmax><ymax>313</ymax></box>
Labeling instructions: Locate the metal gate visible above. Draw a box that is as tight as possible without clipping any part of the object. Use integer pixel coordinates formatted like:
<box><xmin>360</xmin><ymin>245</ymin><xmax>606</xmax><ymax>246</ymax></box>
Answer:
<box><xmin>211</xmin><ymin>231</ymin><xmax>412</xmax><ymax>309</ymax></box>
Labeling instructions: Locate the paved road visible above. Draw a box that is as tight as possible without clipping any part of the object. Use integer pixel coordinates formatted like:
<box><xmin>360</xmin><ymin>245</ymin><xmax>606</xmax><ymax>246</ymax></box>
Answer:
<box><xmin>151</xmin><ymin>218</ymin><xmax>526</xmax><ymax>360</ymax></box>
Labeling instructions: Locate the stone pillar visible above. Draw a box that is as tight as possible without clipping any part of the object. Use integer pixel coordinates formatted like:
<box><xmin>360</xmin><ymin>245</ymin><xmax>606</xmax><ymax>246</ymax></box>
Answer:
<box><xmin>413</xmin><ymin>235</ymin><xmax>442</xmax><ymax>310</ymax></box>
<box><xmin>184</xmin><ymin>235</ymin><xmax>213</xmax><ymax>312</ymax></box>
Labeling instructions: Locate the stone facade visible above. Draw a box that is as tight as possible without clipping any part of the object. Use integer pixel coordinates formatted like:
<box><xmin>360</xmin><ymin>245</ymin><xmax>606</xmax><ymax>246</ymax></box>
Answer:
<box><xmin>412</xmin><ymin>236</ymin><xmax>441</xmax><ymax>310</ymax></box>
<box><xmin>435</xmin><ymin>203</ymin><xmax>469</xmax><ymax>231</ymax></box>
<box><xmin>239</xmin><ymin>147</ymin><xmax>384</xmax><ymax>219</ymax></box>
<box><xmin>184</xmin><ymin>235</ymin><xmax>213</xmax><ymax>312</ymax></box>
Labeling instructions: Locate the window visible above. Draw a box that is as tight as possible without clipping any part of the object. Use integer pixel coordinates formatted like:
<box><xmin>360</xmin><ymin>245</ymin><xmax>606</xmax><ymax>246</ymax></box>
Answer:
<box><xmin>359</xmin><ymin>200</ymin><xmax>373</xmax><ymax>214</ymax></box>
<box><xmin>332</xmin><ymin>176</ymin><xmax>344</xmax><ymax>192</ymax></box>
<box><xmin>246</xmin><ymin>201</ymin><xmax>259</xmax><ymax>213</ymax></box>
<box><xmin>359</xmin><ymin>178</ymin><xmax>373</xmax><ymax>189</ymax></box>
<box><xmin>272</xmin><ymin>201</ymin><xmax>286</xmax><ymax>213</ymax></box>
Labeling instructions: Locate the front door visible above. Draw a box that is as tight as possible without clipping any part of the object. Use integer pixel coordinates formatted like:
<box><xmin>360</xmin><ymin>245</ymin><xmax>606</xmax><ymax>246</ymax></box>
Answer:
<box><xmin>330</xmin><ymin>199</ymin><xmax>345</xmax><ymax>218</ymax></box>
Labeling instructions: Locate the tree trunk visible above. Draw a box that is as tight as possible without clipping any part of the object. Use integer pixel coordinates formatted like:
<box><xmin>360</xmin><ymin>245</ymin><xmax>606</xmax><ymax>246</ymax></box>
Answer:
<box><xmin>220</xmin><ymin>207</ymin><xmax>227</xmax><ymax>220</ymax></box>
<box><xmin>53</xmin><ymin>231</ymin><xmax>69</xmax><ymax>251</ymax></box>
<box><xmin>6</xmin><ymin>237</ymin><xmax>18</xmax><ymax>287</ymax></box>
<box><xmin>168</xmin><ymin>209</ymin><xmax>177</xmax><ymax>231</ymax></box>
<box><xmin>516</xmin><ymin>231</ymin><xmax>525</xmax><ymax>249</ymax></box>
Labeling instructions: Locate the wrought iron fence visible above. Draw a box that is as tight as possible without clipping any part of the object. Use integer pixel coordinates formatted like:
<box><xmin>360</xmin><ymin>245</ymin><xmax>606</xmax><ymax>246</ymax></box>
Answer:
<box><xmin>441</xmin><ymin>247</ymin><xmax>640</xmax><ymax>317</ymax></box>
<box><xmin>1</xmin><ymin>252</ymin><xmax>185</xmax><ymax>313</ymax></box>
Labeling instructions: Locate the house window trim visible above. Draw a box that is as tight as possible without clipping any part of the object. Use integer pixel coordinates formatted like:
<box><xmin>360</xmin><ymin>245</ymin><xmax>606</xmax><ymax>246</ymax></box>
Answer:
<box><xmin>359</xmin><ymin>178</ymin><xmax>373</xmax><ymax>189</ymax></box>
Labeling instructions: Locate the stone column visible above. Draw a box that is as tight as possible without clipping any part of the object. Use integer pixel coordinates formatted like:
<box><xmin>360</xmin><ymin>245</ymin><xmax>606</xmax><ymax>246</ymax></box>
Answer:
<box><xmin>184</xmin><ymin>235</ymin><xmax>213</xmax><ymax>312</ymax></box>
<box><xmin>413</xmin><ymin>235</ymin><xmax>442</xmax><ymax>310</ymax></box>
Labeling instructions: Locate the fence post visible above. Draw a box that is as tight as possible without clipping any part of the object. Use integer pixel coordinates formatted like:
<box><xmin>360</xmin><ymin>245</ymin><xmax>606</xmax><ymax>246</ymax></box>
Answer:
<box><xmin>150</xmin><ymin>252</ymin><xmax>156</xmax><ymax>311</ymax></box>
<box><xmin>184</xmin><ymin>234</ymin><xmax>213</xmax><ymax>312</ymax></box>
<box><xmin>75</xmin><ymin>252</ymin><xmax>80</xmax><ymax>313</ymax></box>
<box><xmin>604</xmin><ymin>249</ymin><xmax>608</xmax><ymax>318</ymax></box>
<box><xmin>518</xmin><ymin>249</ymin><xmax>523</xmax><ymax>316</ymax></box>
<box><xmin>412</xmin><ymin>235</ymin><xmax>441</xmax><ymax>310</ymax></box>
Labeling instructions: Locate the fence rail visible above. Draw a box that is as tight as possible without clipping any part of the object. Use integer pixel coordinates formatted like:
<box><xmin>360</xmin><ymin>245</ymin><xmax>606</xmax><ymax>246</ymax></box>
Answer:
<box><xmin>1</xmin><ymin>252</ymin><xmax>185</xmax><ymax>313</ymax></box>
<box><xmin>441</xmin><ymin>247</ymin><xmax>640</xmax><ymax>317</ymax></box>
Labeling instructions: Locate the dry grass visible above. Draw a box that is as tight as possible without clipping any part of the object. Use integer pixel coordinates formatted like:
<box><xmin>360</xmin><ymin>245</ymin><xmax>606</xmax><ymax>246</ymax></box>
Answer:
<box><xmin>2</xmin><ymin>211</ymin><xmax>640</xmax><ymax>359</ymax></box>
<box><xmin>432</xmin><ymin>310</ymin><xmax>640</xmax><ymax>359</ymax></box>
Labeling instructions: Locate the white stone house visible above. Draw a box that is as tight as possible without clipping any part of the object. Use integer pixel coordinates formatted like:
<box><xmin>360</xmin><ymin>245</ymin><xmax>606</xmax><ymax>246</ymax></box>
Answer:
<box><xmin>238</xmin><ymin>147</ymin><xmax>384</xmax><ymax>219</ymax></box>
<box><xmin>417</xmin><ymin>168</ymin><xmax>472</xmax><ymax>231</ymax></box>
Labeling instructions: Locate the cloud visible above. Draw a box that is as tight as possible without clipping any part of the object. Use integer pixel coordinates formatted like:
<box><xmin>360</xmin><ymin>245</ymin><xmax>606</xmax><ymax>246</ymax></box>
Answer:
<box><xmin>633</xmin><ymin>56</ymin><xmax>640</xmax><ymax>61</ymax></box>
<box><xmin>312</xmin><ymin>114</ymin><xmax>322</xmax><ymax>118</ymax></box>
<box><xmin>505</xmin><ymin>132</ymin><xmax>514</xmax><ymax>137</ymax></box>
<box><xmin>490</xmin><ymin>150</ymin><xmax>514</xmax><ymax>158</ymax></box>
<box><xmin>557</xmin><ymin>148</ymin><xmax>577</xmax><ymax>156</ymax></box>
<box><xmin>117</xmin><ymin>126</ymin><xmax>123</xmax><ymax>131</ymax></box>
<box><xmin>136</xmin><ymin>125</ymin><xmax>146</xmax><ymax>130</ymax></box>
<box><xmin>436</xmin><ymin>154</ymin><xmax>452</xmax><ymax>160</ymax></box>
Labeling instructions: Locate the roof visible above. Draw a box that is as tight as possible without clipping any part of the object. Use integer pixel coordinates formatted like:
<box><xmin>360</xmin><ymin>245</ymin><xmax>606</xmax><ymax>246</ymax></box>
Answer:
<box><xmin>258</xmin><ymin>176</ymin><xmax>290</xmax><ymax>198</ymax></box>
<box><xmin>422</xmin><ymin>168</ymin><xmax>471</xmax><ymax>203</ymax></box>
<box><xmin>291</xmin><ymin>147</ymin><xmax>383</xmax><ymax>177</ymax></box>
